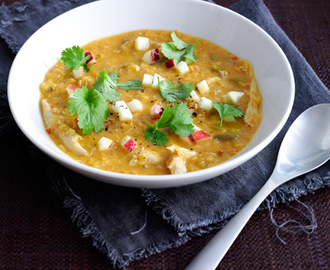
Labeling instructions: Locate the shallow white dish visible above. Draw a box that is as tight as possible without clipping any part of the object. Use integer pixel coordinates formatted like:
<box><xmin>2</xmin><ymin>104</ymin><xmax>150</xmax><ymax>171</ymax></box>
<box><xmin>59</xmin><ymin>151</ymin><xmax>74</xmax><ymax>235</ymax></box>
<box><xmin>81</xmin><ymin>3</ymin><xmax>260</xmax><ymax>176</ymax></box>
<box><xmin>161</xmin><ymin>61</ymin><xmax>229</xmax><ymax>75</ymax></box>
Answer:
<box><xmin>8</xmin><ymin>0</ymin><xmax>294</xmax><ymax>188</ymax></box>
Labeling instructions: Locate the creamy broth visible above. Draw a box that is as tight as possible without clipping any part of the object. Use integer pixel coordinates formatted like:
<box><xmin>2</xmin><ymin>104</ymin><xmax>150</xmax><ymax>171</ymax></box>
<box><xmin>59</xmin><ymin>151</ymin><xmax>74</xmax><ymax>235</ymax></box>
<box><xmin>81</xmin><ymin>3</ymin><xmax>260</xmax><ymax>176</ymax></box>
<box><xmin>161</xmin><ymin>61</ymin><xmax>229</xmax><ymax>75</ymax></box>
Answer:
<box><xmin>39</xmin><ymin>30</ymin><xmax>262</xmax><ymax>175</ymax></box>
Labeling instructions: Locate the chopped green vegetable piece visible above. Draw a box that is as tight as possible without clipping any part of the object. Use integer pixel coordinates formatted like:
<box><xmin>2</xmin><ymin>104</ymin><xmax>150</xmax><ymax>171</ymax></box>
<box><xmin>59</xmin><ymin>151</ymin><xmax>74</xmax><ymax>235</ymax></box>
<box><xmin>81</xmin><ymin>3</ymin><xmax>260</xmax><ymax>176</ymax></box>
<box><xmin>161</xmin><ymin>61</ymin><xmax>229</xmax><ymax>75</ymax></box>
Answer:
<box><xmin>160</xmin><ymin>32</ymin><xmax>201</xmax><ymax>64</ymax></box>
<box><xmin>159</xmin><ymin>81</ymin><xmax>194</xmax><ymax>102</ymax></box>
<box><xmin>66</xmin><ymin>86</ymin><xmax>109</xmax><ymax>135</ymax></box>
<box><xmin>60</xmin><ymin>45</ymin><xmax>90</xmax><ymax>71</ymax></box>
<box><xmin>144</xmin><ymin>103</ymin><xmax>194</xmax><ymax>146</ymax></box>
<box><xmin>212</xmin><ymin>102</ymin><xmax>244</xmax><ymax>127</ymax></box>
<box><xmin>229</xmin><ymin>78</ymin><xmax>242</xmax><ymax>83</ymax></box>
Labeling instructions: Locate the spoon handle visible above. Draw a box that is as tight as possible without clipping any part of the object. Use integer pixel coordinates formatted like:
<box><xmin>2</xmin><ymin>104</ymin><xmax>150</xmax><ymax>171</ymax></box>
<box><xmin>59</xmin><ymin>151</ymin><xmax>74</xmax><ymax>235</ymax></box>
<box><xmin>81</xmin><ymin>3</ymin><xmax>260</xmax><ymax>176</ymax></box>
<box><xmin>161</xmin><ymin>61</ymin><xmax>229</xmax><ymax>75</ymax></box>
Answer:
<box><xmin>185</xmin><ymin>178</ymin><xmax>278</xmax><ymax>270</ymax></box>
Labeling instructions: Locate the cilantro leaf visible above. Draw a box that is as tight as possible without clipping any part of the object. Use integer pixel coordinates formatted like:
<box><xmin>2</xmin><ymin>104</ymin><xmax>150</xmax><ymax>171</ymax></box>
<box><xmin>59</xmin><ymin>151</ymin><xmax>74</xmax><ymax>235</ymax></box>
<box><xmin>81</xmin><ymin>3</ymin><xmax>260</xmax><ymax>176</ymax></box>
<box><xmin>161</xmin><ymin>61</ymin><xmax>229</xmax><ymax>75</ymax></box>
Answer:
<box><xmin>60</xmin><ymin>46</ymin><xmax>90</xmax><ymax>71</ymax></box>
<box><xmin>171</xmin><ymin>32</ymin><xmax>190</xmax><ymax>50</ymax></box>
<box><xmin>160</xmin><ymin>32</ymin><xmax>201</xmax><ymax>64</ymax></box>
<box><xmin>144</xmin><ymin>126</ymin><xmax>168</xmax><ymax>146</ymax></box>
<box><xmin>66</xmin><ymin>86</ymin><xmax>109</xmax><ymax>135</ymax></box>
<box><xmin>160</xmin><ymin>42</ymin><xmax>186</xmax><ymax>64</ymax></box>
<box><xmin>212</xmin><ymin>102</ymin><xmax>244</xmax><ymax>127</ymax></box>
<box><xmin>93</xmin><ymin>70</ymin><xmax>120</xmax><ymax>102</ymax></box>
<box><xmin>144</xmin><ymin>103</ymin><xmax>194</xmax><ymax>146</ymax></box>
<box><xmin>167</xmin><ymin>103</ymin><xmax>194</xmax><ymax>137</ymax></box>
<box><xmin>183</xmin><ymin>39</ymin><xmax>201</xmax><ymax>63</ymax></box>
<box><xmin>116</xmin><ymin>80</ymin><xmax>143</xmax><ymax>90</ymax></box>
<box><xmin>159</xmin><ymin>81</ymin><xmax>194</xmax><ymax>102</ymax></box>
<box><xmin>108</xmin><ymin>72</ymin><xmax>119</xmax><ymax>84</ymax></box>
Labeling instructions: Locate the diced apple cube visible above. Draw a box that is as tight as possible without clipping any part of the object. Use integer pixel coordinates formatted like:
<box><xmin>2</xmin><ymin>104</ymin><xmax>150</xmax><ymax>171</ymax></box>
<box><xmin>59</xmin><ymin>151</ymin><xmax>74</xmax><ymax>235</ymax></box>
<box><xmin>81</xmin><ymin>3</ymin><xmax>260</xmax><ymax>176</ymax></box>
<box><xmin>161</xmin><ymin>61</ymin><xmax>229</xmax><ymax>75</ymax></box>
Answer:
<box><xmin>128</xmin><ymin>99</ymin><xmax>142</xmax><ymax>112</ymax></box>
<box><xmin>143</xmin><ymin>48</ymin><xmax>160</xmax><ymax>64</ymax></box>
<box><xmin>98</xmin><ymin>137</ymin><xmax>114</xmax><ymax>151</ymax></box>
<box><xmin>73</xmin><ymin>66</ymin><xmax>83</xmax><ymax>78</ymax></box>
<box><xmin>191</xmin><ymin>131</ymin><xmax>211</xmax><ymax>141</ymax></box>
<box><xmin>142</xmin><ymin>73</ymin><xmax>154</xmax><ymax>87</ymax></box>
<box><xmin>175</xmin><ymin>61</ymin><xmax>189</xmax><ymax>74</ymax></box>
<box><xmin>66</xmin><ymin>84</ymin><xmax>80</xmax><ymax>98</ymax></box>
<box><xmin>112</xmin><ymin>101</ymin><xmax>133</xmax><ymax>121</ymax></box>
<box><xmin>121</xmin><ymin>136</ymin><xmax>137</xmax><ymax>152</ymax></box>
<box><xmin>85</xmin><ymin>51</ymin><xmax>95</xmax><ymax>64</ymax></box>
<box><xmin>197</xmin><ymin>80</ymin><xmax>209</xmax><ymax>94</ymax></box>
<box><xmin>150</xmin><ymin>104</ymin><xmax>164</xmax><ymax>115</ymax></box>
<box><xmin>135</xmin><ymin>37</ymin><xmax>150</xmax><ymax>50</ymax></box>
<box><xmin>165</xmin><ymin>59</ymin><xmax>176</xmax><ymax>68</ymax></box>
<box><xmin>225</xmin><ymin>91</ymin><xmax>245</xmax><ymax>103</ymax></box>
<box><xmin>199</xmin><ymin>97</ymin><xmax>213</xmax><ymax>111</ymax></box>
<box><xmin>112</xmin><ymin>101</ymin><xmax>127</xmax><ymax>113</ymax></box>
<box><xmin>188</xmin><ymin>90</ymin><xmax>200</xmax><ymax>101</ymax></box>
<box><xmin>151</xmin><ymin>73</ymin><xmax>165</xmax><ymax>89</ymax></box>
<box><xmin>118</xmin><ymin>109</ymin><xmax>133</xmax><ymax>121</ymax></box>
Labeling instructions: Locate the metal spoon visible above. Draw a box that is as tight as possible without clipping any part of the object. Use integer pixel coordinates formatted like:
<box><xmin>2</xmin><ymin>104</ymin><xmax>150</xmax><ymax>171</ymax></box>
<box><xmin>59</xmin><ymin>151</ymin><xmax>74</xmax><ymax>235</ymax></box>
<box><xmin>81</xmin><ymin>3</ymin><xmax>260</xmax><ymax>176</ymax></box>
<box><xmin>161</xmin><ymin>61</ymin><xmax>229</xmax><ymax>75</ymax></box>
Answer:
<box><xmin>185</xmin><ymin>104</ymin><xmax>330</xmax><ymax>270</ymax></box>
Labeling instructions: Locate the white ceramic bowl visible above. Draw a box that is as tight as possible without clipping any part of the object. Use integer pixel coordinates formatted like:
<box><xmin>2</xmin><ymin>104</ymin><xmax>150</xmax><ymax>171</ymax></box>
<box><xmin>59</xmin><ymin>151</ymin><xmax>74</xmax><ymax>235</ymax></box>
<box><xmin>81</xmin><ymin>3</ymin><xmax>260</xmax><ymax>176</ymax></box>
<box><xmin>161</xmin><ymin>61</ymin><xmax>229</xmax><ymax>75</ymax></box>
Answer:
<box><xmin>8</xmin><ymin>0</ymin><xmax>294</xmax><ymax>188</ymax></box>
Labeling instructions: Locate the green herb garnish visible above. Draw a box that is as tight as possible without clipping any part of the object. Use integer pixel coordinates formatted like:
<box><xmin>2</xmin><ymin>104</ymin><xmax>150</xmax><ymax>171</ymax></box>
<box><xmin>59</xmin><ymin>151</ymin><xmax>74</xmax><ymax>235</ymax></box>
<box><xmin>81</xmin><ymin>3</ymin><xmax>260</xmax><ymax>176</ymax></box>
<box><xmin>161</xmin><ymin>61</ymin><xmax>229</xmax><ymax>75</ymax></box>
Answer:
<box><xmin>160</xmin><ymin>32</ymin><xmax>201</xmax><ymax>64</ymax></box>
<box><xmin>66</xmin><ymin>86</ymin><xmax>109</xmax><ymax>135</ymax></box>
<box><xmin>93</xmin><ymin>70</ymin><xmax>143</xmax><ymax>102</ymax></box>
<box><xmin>212</xmin><ymin>102</ymin><xmax>244</xmax><ymax>127</ymax></box>
<box><xmin>144</xmin><ymin>103</ymin><xmax>195</xmax><ymax>146</ymax></box>
<box><xmin>159</xmin><ymin>80</ymin><xmax>194</xmax><ymax>102</ymax></box>
<box><xmin>60</xmin><ymin>46</ymin><xmax>90</xmax><ymax>72</ymax></box>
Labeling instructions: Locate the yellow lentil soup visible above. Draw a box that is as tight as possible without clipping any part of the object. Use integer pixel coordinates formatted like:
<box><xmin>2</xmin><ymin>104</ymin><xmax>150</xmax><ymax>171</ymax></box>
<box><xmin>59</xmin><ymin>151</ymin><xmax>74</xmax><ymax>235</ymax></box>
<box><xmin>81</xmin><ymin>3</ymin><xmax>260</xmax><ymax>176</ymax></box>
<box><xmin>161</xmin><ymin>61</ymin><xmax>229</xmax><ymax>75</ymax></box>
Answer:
<box><xmin>39</xmin><ymin>30</ymin><xmax>262</xmax><ymax>175</ymax></box>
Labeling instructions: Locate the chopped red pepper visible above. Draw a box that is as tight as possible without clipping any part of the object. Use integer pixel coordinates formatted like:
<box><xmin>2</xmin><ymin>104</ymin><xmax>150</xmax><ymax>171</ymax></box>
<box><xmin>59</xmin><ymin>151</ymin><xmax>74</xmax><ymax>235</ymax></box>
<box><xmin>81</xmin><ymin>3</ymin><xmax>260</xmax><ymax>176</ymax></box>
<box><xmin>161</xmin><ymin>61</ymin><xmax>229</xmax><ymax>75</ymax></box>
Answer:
<box><xmin>46</xmin><ymin>128</ymin><xmax>52</xmax><ymax>134</ymax></box>
<box><xmin>182</xmin><ymin>136</ymin><xmax>196</xmax><ymax>145</ymax></box>
<box><xmin>232</xmin><ymin>56</ymin><xmax>238</xmax><ymax>60</ymax></box>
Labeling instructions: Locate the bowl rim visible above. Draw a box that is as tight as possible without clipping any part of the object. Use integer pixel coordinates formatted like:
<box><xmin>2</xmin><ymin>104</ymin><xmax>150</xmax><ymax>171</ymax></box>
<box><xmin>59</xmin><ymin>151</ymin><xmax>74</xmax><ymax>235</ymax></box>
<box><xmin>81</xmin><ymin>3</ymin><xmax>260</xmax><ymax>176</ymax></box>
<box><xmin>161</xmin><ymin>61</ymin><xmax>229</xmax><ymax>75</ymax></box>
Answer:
<box><xmin>8</xmin><ymin>0</ymin><xmax>295</xmax><ymax>188</ymax></box>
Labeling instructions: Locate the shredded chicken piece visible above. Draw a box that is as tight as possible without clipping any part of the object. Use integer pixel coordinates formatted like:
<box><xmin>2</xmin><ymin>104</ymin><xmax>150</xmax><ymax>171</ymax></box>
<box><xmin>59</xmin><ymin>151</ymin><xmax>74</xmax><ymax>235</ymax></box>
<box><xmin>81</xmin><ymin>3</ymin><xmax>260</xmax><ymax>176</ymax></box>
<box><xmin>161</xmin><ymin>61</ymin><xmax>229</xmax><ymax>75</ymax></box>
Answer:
<box><xmin>244</xmin><ymin>79</ymin><xmax>262</xmax><ymax>126</ymax></box>
<box><xmin>41</xmin><ymin>99</ymin><xmax>87</xmax><ymax>155</ymax></box>
<box><xmin>129</xmin><ymin>149</ymin><xmax>161</xmax><ymax>166</ymax></box>
<box><xmin>166</xmin><ymin>145</ymin><xmax>196</xmax><ymax>174</ymax></box>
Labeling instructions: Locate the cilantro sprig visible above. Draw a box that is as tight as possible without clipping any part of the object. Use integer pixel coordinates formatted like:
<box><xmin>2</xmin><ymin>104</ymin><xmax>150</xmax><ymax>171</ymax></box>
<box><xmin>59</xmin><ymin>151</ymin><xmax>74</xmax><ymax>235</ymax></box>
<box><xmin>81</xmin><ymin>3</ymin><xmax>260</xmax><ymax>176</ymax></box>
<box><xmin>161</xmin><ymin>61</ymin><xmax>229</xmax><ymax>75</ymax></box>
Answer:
<box><xmin>159</xmin><ymin>81</ymin><xmax>194</xmax><ymax>102</ymax></box>
<box><xmin>212</xmin><ymin>102</ymin><xmax>244</xmax><ymax>127</ymax></box>
<box><xmin>60</xmin><ymin>46</ymin><xmax>90</xmax><ymax>72</ymax></box>
<box><xmin>67</xmin><ymin>86</ymin><xmax>109</xmax><ymax>135</ymax></box>
<box><xmin>93</xmin><ymin>70</ymin><xmax>142</xmax><ymax>102</ymax></box>
<box><xmin>145</xmin><ymin>103</ymin><xmax>195</xmax><ymax>146</ymax></box>
<box><xmin>160</xmin><ymin>32</ymin><xmax>201</xmax><ymax>64</ymax></box>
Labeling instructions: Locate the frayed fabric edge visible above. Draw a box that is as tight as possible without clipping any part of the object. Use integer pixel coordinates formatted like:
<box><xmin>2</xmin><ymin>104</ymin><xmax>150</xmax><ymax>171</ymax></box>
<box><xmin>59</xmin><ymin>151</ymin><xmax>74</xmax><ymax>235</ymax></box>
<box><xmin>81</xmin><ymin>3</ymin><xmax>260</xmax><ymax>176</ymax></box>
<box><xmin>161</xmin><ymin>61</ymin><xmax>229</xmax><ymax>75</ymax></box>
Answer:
<box><xmin>50</xmin><ymin>167</ymin><xmax>191</xmax><ymax>269</ymax></box>
<box><xmin>142</xmin><ymin>173</ymin><xmax>330</xmax><ymax>238</ymax></box>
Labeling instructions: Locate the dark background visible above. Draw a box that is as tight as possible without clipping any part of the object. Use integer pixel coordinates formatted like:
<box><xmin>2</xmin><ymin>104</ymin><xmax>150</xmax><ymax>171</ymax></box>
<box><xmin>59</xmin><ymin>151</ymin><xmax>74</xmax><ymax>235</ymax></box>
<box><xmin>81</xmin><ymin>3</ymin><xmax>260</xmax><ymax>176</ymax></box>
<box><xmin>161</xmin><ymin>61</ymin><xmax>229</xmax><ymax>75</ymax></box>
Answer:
<box><xmin>1</xmin><ymin>0</ymin><xmax>329</xmax><ymax>269</ymax></box>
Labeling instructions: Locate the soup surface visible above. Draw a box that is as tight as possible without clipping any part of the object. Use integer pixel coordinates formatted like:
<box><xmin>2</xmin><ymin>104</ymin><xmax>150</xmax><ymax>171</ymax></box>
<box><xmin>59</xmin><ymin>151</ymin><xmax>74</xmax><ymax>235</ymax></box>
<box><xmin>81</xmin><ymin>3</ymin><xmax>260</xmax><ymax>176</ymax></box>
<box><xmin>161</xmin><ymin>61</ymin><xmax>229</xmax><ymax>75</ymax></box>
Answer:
<box><xmin>39</xmin><ymin>30</ymin><xmax>262</xmax><ymax>175</ymax></box>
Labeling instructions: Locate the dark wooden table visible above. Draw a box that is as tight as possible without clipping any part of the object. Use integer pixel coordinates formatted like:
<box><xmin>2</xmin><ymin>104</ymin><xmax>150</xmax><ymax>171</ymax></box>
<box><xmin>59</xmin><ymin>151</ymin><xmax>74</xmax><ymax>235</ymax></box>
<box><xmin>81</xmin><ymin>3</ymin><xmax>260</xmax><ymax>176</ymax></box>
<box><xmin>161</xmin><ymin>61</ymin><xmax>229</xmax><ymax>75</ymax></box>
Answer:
<box><xmin>1</xmin><ymin>0</ymin><xmax>329</xmax><ymax>269</ymax></box>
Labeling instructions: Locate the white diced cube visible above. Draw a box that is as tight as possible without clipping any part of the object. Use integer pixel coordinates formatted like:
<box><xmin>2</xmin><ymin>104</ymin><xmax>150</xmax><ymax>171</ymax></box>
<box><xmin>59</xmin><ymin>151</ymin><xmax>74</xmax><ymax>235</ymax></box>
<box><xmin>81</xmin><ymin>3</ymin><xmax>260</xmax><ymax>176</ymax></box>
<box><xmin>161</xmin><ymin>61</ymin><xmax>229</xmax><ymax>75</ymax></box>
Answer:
<box><xmin>118</xmin><ymin>107</ymin><xmax>133</xmax><ymax>121</ymax></box>
<box><xmin>128</xmin><ymin>99</ymin><xmax>142</xmax><ymax>112</ymax></box>
<box><xmin>199</xmin><ymin>97</ymin><xmax>213</xmax><ymax>111</ymax></box>
<box><xmin>98</xmin><ymin>137</ymin><xmax>113</xmax><ymax>151</ymax></box>
<box><xmin>72</xmin><ymin>66</ymin><xmax>83</xmax><ymax>78</ymax></box>
<box><xmin>135</xmin><ymin>37</ymin><xmax>149</xmax><ymax>50</ymax></box>
<box><xmin>175</xmin><ymin>61</ymin><xmax>189</xmax><ymax>74</ymax></box>
<box><xmin>151</xmin><ymin>73</ymin><xmax>165</xmax><ymax>89</ymax></box>
<box><xmin>142</xmin><ymin>73</ymin><xmax>154</xmax><ymax>87</ymax></box>
<box><xmin>112</xmin><ymin>101</ymin><xmax>127</xmax><ymax>113</ymax></box>
<box><xmin>225</xmin><ymin>91</ymin><xmax>245</xmax><ymax>103</ymax></box>
<box><xmin>197</xmin><ymin>80</ymin><xmax>209</xmax><ymax>94</ymax></box>
<box><xmin>188</xmin><ymin>90</ymin><xmax>200</xmax><ymax>101</ymax></box>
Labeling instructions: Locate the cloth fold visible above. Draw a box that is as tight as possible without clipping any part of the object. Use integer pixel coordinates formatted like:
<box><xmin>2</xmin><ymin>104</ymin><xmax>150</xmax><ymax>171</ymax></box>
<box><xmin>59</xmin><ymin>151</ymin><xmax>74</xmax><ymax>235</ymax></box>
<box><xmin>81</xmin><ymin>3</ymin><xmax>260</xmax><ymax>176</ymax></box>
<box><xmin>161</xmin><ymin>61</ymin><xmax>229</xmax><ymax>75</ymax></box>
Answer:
<box><xmin>1</xmin><ymin>0</ymin><xmax>329</xmax><ymax>268</ymax></box>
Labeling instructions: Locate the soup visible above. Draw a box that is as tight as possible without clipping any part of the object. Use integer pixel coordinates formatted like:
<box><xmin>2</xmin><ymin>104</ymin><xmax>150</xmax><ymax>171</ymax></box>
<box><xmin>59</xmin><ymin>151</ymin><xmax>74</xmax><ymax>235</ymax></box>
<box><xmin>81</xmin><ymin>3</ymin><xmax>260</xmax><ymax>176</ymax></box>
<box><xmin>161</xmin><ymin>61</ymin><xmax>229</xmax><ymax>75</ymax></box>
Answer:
<box><xmin>39</xmin><ymin>29</ymin><xmax>262</xmax><ymax>175</ymax></box>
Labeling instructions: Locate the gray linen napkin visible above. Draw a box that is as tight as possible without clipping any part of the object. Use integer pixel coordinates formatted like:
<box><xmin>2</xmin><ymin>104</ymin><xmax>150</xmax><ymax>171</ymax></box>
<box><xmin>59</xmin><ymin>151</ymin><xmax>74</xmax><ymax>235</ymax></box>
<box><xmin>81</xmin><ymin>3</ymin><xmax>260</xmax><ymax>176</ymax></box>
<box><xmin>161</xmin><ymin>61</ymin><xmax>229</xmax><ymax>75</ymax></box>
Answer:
<box><xmin>1</xmin><ymin>0</ymin><xmax>329</xmax><ymax>268</ymax></box>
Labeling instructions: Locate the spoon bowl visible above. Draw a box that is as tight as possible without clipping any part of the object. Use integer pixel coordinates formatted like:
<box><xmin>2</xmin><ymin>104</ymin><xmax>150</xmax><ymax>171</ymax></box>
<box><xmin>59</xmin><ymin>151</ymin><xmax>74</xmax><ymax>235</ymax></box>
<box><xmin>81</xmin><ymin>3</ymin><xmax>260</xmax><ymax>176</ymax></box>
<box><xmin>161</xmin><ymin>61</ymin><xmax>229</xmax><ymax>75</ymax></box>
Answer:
<box><xmin>185</xmin><ymin>104</ymin><xmax>330</xmax><ymax>270</ymax></box>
